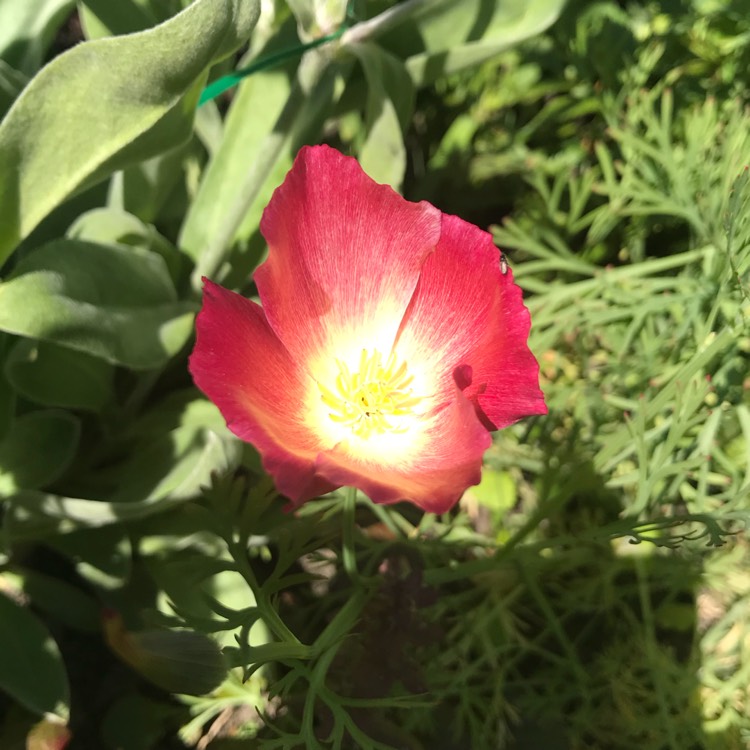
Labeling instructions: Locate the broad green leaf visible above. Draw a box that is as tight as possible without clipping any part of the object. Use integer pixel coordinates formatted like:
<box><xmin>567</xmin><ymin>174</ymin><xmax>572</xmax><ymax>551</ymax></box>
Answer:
<box><xmin>0</xmin><ymin>0</ymin><xmax>74</xmax><ymax>75</ymax></box>
<box><xmin>117</xmin><ymin>145</ymin><xmax>192</xmax><ymax>224</ymax></box>
<box><xmin>0</xmin><ymin>239</ymin><xmax>195</xmax><ymax>369</ymax></box>
<box><xmin>102</xmin><ymin>397</ymin><xmax>240</xmax><ymax>507</ymax></box>
<box><xmin>68</xmin><ymin>206</ymin><xmax>185</xmax><ymax>283</ymax></box>
<box><xmin>179</xmin><ymin>69</ymin><xmax>293</xmax><ymax>263</ymax></box>
<box><xmin>104</xmin><ymin>613</ymin><xmax>227</xmax><ymax>695</ymax></box>
<box><xmin>0</xmin><ymin>593</ymin><xmax>69</xmax><ymax>718</ymax></box>
<box><xmin>0</xmin><ymin>334</ymin><xmax>16</xmax><ymax>439</ymax></box>
<box><xmin>12</xmin><ymin>181</ymin><xmax>109</xmax><ymax>262</ymax></box>
<box><xmin>79</xmin><ymin>0</ymin><xmax>190</xmax><ymax>38</ymax></box>
<box><xmin>404</xmin><ymin>0</ymin><xmax>567</xmax><ymax>86</ymax></box>
<box><xmin>124</xmin><ymin>388</ymin><xmax>218</xmax><ymax>438</ymax></box>
<box><xmin>49</xmin><ymin>526</ymin><xmax>132</xmax><ymax>589</ymax></box>
<box><xmin>193</xmin><ymin>101</ymin><xmax>225</xmax><ymax>157</ymax></box>
<box><xmin>78</xmin><ymin>0</ymin><xmax>160</xmax><ymax>38</ymax></box>
<box><xmin>6</xmin><ymin>398</ymin><xmax>240</xmax><ymax>534</ymax></box>
<box><xmin>5</xmin><ymin>339</ymin><xmax>114</xmax><ymax>412</ymax></box>
<box><xmin>0</xmin><ymin>411</ymin><xmax>80</xmax><ymax>496</ymax></box>
<box><xmin>3</xmin><ymin>569</ymin><xmax>100</xmax><ymax>632</ymax></box>
<box><xmin>186</xmin><ymin>51</ymin><xmax>343</xmax><ymax>286</ymax></box>
<box><xmin>8</xmin><ymin>491</ymin><xmax>187</xmax><ymax>538</ymax></box>
<box><xmin>350</xmin><ymin>42</ymin><xmax>413</xmax><ymax>188</ymax></box>
<box><xmin>0</xmin><ymin>60</ymin><xmax>29</xmax><ymax>118</ymax></box>
<box><xmin>104</xmin><ymin>420</ymin><xmax>240</xmax><ymax>505</ymax></box>
<box><xmin>67</xmin><ymin>206</ymin><xmax>157</xmax><ymax>245</ymax></box>
<box><xmin>0</xmin><ymin>0</ymin><xmax>260</xmax><ymax>264</ymax></box>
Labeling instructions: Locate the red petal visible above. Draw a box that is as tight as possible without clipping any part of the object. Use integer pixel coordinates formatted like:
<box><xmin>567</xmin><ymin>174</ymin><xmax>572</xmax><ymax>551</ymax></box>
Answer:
<box><xmin>256</xmin><ymin>145</ymin><xmax>441</xmax><ymax>370</ymax></box>
<box><xmin>316</xmin><ymin>383</ymin><xmax>491</xmax><ymax>513</ymax></box>
<box><xmin>395</xmin><ymin>214</ymin><xmax>547</xmax><ymax>429</ymax></box>
<box><xmin>189</xmin><ymin>279</ymin><xmax>337</xmax><ymax>500</ymax></box>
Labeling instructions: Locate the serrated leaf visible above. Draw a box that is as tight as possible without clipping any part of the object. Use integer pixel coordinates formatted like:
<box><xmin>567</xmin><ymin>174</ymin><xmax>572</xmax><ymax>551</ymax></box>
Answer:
<box><xmin>147</xmin><ymin>559</ymin><xmax>268</xmax><ymax>650</ymax></box>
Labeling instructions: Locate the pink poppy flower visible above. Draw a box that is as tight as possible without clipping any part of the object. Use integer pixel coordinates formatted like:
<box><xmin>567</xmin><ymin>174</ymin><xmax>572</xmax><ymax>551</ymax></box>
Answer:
<box><xmin>189</xmin><ymin>146</ymin><xmax>546</xmax><ymax>513</ymax></box>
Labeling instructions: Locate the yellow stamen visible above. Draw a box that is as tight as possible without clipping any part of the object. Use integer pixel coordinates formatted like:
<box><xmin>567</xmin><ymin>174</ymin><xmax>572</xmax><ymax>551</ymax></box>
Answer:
<box><xmin>318</xmin><ymin>349</ymin><xmax>421</xmax><ymax>439</ymax></box>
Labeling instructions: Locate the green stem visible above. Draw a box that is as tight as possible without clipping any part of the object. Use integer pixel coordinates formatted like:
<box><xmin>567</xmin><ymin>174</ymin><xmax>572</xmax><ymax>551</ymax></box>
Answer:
<box><xmin>635</xmin><ymin>556</ymin><xmax>680</xmax><ymax>750</ymax></box>
<box><xmin>228</xmin><ymin>538</ymin><xmax>308</xmax><ymax>651</ymax></box>
<box><xmin>342</xmin><ymin>485</ymin><xmax>359</xmax><ymax>581</ymax></box>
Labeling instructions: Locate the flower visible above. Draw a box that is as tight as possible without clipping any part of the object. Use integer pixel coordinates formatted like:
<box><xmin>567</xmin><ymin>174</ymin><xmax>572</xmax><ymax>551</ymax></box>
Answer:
<box><xmin>189</xmin><ymin>146</ymin><xmax>546</xmax><ymax>513</ymax></box>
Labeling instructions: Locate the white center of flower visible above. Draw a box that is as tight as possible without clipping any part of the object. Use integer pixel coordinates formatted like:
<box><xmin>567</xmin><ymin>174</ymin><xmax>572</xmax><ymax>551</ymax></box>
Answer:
<box><xmin>318</xmin><ymin>349</ymin><xmax>421</xmax><ymax>439</ymax></box>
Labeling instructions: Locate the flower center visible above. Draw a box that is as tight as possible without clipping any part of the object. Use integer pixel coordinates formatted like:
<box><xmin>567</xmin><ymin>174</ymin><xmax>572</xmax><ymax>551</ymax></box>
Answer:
<box><xmin>318</xmin><ymin>349</ymin><xmax>421</xmax><ymax>439</ymax></box>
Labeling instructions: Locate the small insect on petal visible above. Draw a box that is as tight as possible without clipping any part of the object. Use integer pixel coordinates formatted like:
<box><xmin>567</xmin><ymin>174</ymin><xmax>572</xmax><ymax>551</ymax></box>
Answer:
<box><xmin>500</xmin><ymin>252</ymin><xmax>508</xmax><ymax>275</ymax></box>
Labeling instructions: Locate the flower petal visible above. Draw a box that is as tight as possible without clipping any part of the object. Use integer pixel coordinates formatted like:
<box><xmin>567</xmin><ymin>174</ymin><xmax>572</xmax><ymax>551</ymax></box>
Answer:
<box><xmin>190</xmin><ymin>148</ymin><xmax>547</xmax><ymax>514</ymax></box>
<box><xmin>256</xmin><ymin>145</ymin><xmax>441</xmax><ymax>379</ymax></box>
<box><xmin>315</xmin><ymin>384</ymin><xmax>491</xmax><ymax>514</ymax></box>
<box><xmin>188</xmin><ymin>279</ymin><xmax>337</xmax><ymax>500</ymax></box>
<box><xmin>395</xmin><ymin>214</ymin><xmax>547</xmax><ymax>429</ymax></box>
